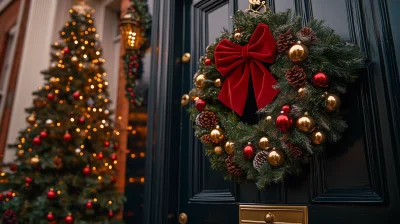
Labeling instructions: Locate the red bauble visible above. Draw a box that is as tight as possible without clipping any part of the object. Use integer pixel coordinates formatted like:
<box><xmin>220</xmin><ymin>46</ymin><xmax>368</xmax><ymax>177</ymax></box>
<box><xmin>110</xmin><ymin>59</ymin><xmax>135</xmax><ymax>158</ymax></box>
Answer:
<box><xmin>195</xmin><ymin>98</ymin><xmax>206</xmax><ymax>111</ymax></box>
<box><xmin>130</xmin><ymin>92</ymin><xmax>136</xmax><ymax>97</ymax></box>
<box><xmin>276</xmin><ymin>112</ymin><xmax>293</xmax><ymax>132</ymax></box>
<box><xmin>47</xmin><ymin>93</ymin><xmax>55</xmax><ymax>101</ymax></box>
<box><xmin>25</xmin><ymin>177</ymin><xmax>33</xmax><ymax>184</ymax></box>
<box><xmin>111</xmin><ymin>154</ymin><xmax>117</xmax><ymax>161</ymax></box>
<box><xmin>79</xmin><ymin>116</ymin><xmax>85</xmax><ymax>123</ymax></box>
<box><xmin>313</xmin><ymin>72</ymin><xmax>328</xmax><ymax>88</ymax></box>
<box><xmin>243</xmin><ymin>144</ymin><xmax>255</xmax><ymax>159</ymax></box>
<box><xmin>63</xmin><ymin>47</ymin><xmax>70</xmax><ymax>54</ymax></box>
<box><xmin>127</xmin><ymin>87</ymin><xmax>133</xmax><ymax>92</ymax></box>
<box><xmin>111</xmin><ymin>176</ymin><xmax>117</xmax><ymax>183</ymax></box>
<box><xmin>0</xmin><ymin>194</ymin><xmax>3</xmax><ymax>201</ymax></box>
<box><xmin>205</xmin><ymin>58</ymin><xmax>212</xmax><ymax>66</ymax></box>
<box><xmin>47</xmin><ymin>189</ymin><xmax>56</xmax><ymax>199</ymax></box>
<box><xmin>97</xmin><ymin>152</ymin><xmax>104</xmax><ymax>160</ymax></box>
<box><xmin>46</xmin><ymin>212</ymin><xmax>55</xmax><ymax>221</ymax></box>
<box><xmin>104</xmin><ymin>141</ymin><xmax>110</xmax><ymax>147</ymax></box>
<box><xmin>108</xmin><ymin>211</ymin><xmax>114</xmax><ymax>217</ymax></box>
<box><xmin>33</xmin><ymin>136</ymin><xmax>41</xmax><ymax>146</ymax></box>
<box><xmin>83</xmin><ymin>166</ymin><xmax>91</xmax><ymax>175</ymax></box>
<box><xmin>130</xmin><ymin>99</ymin><xmax>136</xmax><ymax>104</ymax></box>
<box><xmin>86</xmin><ymin>201</ymin><xmax>93</xmax><ymax>209</ymax></box>
<box><xmin>72</xmin><ymin>91</ymin><xmax>80</xmax><ymax>100</ymax></box>
<box><xmin>282</xmin><ymin>105</ymin><xmax>291</xmax><ymax>114</ymax></box>
<box><xmin>113</xmin><ymin>143</ymin><xmax>120</xmax><ymax>150</ymax></box>
<box><xmin>6</xmin><ymin>191</ymin><xmax>13</xmax><ymax>199</ymax></box>
<box><xmin>10</xmin><ymin>164</ymin><xmax>17</xmax><ymax>171</ymax></box>
<box><xmin>40</xmin><ymin>130</ymin><xmax>48</xmax><ymax>139</ymax></box>
<box><xmin>63</xmin><ymin>132</ymin><xmax>72</xmax><ymax>141</ymax></box>
<box><xmin>65</xmin><ymin>214</ymin><xmax>74</xmax><ymax>224</ymax></box>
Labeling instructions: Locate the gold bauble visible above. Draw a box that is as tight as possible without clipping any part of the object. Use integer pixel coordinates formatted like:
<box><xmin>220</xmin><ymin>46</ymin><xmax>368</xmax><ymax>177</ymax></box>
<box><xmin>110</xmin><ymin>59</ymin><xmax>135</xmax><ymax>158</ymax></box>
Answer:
<box><xmin>312</xmin><ymin>131</ymin><xmax>325</xmax><ymax>145</ymax></box>
<box><xmin>195</xmin><ymin>74</ymin><xmax>206</xmax><ymax>88</ymax></box>
<box><xmin>30</xmin><ymin>156</ymin><xmax>40</xmax><ymax>165</ymax></box>
<box><xmin>214</xmin><ymin>146</ymin><xmax>223</xmax><ymax>155</ymax></box>
<box><xmin>18</xmin><ymin>150</ymin><xmax>24</xmax><ymax>157</ymax></box>
<box><xmin>224</xmin><ymin>141</ymin><xmax>234</xmax><ymax>155</ymax></box>
<box><xmin>325</xmin><ymin>94</ymin><xmax>340</xmax><ymax>111</ymax></box>
<box><xmin>181</xmin><ymin>94</ymin><xmax>190</xmax><ymax>107</ymax></box>
<box><xmin>214</xmin><ymin>79</ymin><xmax>222</xmax><ymax>87</ymax></box>
<box><xmin>258</xmin><ymin>137</ymin><xmax>270</xmax><ymax>150</ymax></box>
<box><xmin>298</xmin><ymin>87</ymin><xmax>307</xmax><ymax>97</ymax></box>
<box><xmin>49</xmin><ymin>77</ymin><xmax>57</xmax><ymax>84</ymax></box>
<box><xmin>265</xmin><ymin>116</ymin><xmax>272</xmax><ymax>122</ymax></box>
<box><xmin>288</xmin><ymin>41</ymin><xmax>309</xmax><ymax>62</ymax></box>
<box><xmin>210</xmin><ymin>125</ymin><xmax>224</xmax><ymax>143</ymax></box>
<box><xmin>296</xmin><ymin>112</ymin><xmax>316</xmax><ymax>133</ymax></box>
<box><xmin>26</xmin><ymin>114</ymin><xmax>36</xmax><ymax>125</ymax></box>
<box><xmin>71</xmin><ymin>56</ymin><xmax>78</xmax><ymax>63</ymax></box>
<box><xmin>267</xmin><ymin>150</ymin><xmax>285</xmax><ymax>167</ymax></box>
<box><xmin>234</xmin><ymin>32</ymin><xmax>242</xmax><ymax>40</ymax></box>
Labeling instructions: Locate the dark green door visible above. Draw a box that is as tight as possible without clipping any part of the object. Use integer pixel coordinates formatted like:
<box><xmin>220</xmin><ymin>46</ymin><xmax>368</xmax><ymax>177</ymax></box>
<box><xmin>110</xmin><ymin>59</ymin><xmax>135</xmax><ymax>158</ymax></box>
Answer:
<box><xmin>144</xmin><ymin>0</ymin><xmax>400</xmax><ymax>223</ymax></box>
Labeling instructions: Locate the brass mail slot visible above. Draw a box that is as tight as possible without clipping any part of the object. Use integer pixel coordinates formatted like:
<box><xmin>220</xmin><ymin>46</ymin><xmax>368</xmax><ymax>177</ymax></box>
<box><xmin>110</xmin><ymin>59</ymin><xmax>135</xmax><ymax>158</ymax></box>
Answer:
<box><xmin>239</xmin><ymin>205</ymin><xmax>308</xmax><ymax>224</ymax></box>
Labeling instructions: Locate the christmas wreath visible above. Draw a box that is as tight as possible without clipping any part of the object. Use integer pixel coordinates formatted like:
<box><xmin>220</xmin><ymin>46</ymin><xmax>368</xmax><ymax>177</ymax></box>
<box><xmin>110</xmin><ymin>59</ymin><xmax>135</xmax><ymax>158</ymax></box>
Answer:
<box><xmin>187</xmin><ymin>9</ymin><xmax>365</xmax><ymax>189</ymax></box>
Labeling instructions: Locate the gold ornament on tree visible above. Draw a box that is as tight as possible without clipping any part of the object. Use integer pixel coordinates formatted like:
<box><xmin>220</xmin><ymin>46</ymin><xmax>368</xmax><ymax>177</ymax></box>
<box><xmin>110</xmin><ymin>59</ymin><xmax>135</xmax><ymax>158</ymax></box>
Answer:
<box><xmin>224</xmin><ymin>141</ymin><xmax>234</xmax><ymax>155</ymax></box>
<box><xmin>195</xmin><ymin>74</ymin><xmax>206</xmax><ymax>88</ymax></box>
<box><xmin>265</xmin><ymin>116</ymin><xmax>272</xmax><ymax>122</ymax></box>
<box><xmin>210</xmin><ymin>125</ymin><xmax>224</xmax><ymax>143</ymax></box>
<box><xmin>258</xmin><ymin>137</ymin><xmax>270</xmax><ymax>150</ymax></box>
<box><xmin>312</xmin><ymin>130</ymin><xmax>325</xmax><ymax>145</ymax></box>
<box><xmin>26</xmin><ymin>113</ymin><xmax>36</xmax><ymax>125</ymax></box>
<box><xmin>18</xmin><ymin>150</ymin><xmax>24</xmax><ymax>157</ymax></box>
<box><xmin>71</xmin><ymin>56</ymin><xmax>78</xmax><ymax>63</ymax></box>
<box><xmin>267</xmin><ymin>149</ymin><xmax>285</xmax><ymax>167</ymax></box>
<box><xmin>214</xmin><ymin>146</ymin><xmax>223</xmax><ymax>155</ymax></box>
<box><xmin>298</xmin><ymin>87</ymin><xmax>307</xmax><ymax>97</ymax></box>
<box><xmin>49</xmin><ymin>77</ymin><xmax>57</xmax><ymax>84</ymax></box>
<box><xmin>234</xmin><ymin>31</ymin><xmax>242</xmax><ymax>40</ymax></box>
<box><xmin>30</xmin><ymin>155</ymin><xmax>40</xmax><ymax>165</ymax></box>
<box><xmin>296</xmin><ymin>112</ymin><xmax>316</xmax><ymax>133</ymax></box>
<box><xmin>288</xmin><ymin>41</ymin><xmax>308</xmax><ymax>62</ymax></box>
<box><xmin>325</xmin><ymin>94</ymin><xmax>340</xmax><ymax>111</ymax></box>
<box><xmin>214</xmin><ymin>79</ymin><xmax>222</xmax><ymax>87</ymax></box>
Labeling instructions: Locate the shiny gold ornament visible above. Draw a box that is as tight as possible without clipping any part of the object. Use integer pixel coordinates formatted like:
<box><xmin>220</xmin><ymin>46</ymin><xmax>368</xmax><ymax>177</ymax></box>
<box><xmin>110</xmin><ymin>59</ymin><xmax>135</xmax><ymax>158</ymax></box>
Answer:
<box><xmin>18</xmin><ymin>150</ymin><xmax>24</xmax><ymax>157</ymax></box>
<box><xmin>296</xmin><ymin>112</ymin><xmax>316</xmax><ymax>133</ymax></box>
<box><xmin>234</xmin><ymin>32</ymin><xmax>242</xmax><ymax>40</ymax></box>
<box><xmin>30</xmin><ymin>156</ymin><xmax>40</xmax><ymax>165</ymax></box>
<box><xmin>325</xmin><ymin>94</ymin><xmax>340</xmax><ymax>111</ymax></box>
<box><xmin>214</xmin><ymin>79</ymin><xmax>222</xmax><ymax>87</ymax></box>
<box><xmin>26</xmin><ymin>114</ymin><xmax>36</xmax><ymax>125</ymax></box>
<box><xmin>71</xmin><ymin>56</ymin><xmax>78</xmax><ymax>63</ymax></box>
<box><xmin>210</xmin><ymin>125</ymin><xmax>224</xmax><ymax>143</ymax></box>
<box><xmin>258</xmin><ymin>137</ymin><xmax>270</xmax><ymax>150</ymax></box>
<box><xmin>49</xmin><ymin>77</ymin><xmax>57</xmax><ymax>84</ymax></box>
<box><xmin>312</xmin><ymin>131</ymin><xmax>325</xmax><ymax>145</ymax></box>
<box><xmin>181</xmin><ymin>94</ymin><xmax>190</xmax><ymax>107</ymax></box>
<box><xmin>288</xmin><ymin>41</ymin><xmax>309</xmax><ymax>62</ymax></box>
<box><xmin>267</xmin><ymin>150</ymin><xmax>285</xmax><ymax>167</ymax></box>
<box><xmin>214</xmin><ymin>146</ymin><xmax>223</xmax><ymax>155</ymax></box>
<box><xmin>298</xmin><ymin>87</ymin><xmax>307</xmax><ymax>97</ymax></box>
<box><xmin>195</xmin><ymin>74</ymin><xmax>206</xmax><ymax>88</ymax></box>
<box><xmin>224</xmin><ymin>141</ymin><xmax>234</xmax><ymax>155</ymax></box>
<box><xmin>265</xmin><ymin>116</ymin><xmax>272</xmax><ymax>122</ymax></box>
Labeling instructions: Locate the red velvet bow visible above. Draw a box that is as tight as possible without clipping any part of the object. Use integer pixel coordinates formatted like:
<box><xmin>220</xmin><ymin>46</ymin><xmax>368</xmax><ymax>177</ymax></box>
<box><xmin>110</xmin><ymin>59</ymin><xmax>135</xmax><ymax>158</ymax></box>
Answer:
<box><xmin>214</xmin><ymin>23</ymin><xmax>279</xmax><ymax>116</ymax></box>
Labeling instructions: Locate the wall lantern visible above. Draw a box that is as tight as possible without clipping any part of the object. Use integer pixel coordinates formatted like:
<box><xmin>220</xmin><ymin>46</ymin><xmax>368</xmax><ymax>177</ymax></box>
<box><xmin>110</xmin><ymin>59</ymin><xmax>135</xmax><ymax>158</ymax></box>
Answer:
<box><xmin>120</xmin><ymin>6</ymin><xmax>145</xmax><ymax>51</ymax></box>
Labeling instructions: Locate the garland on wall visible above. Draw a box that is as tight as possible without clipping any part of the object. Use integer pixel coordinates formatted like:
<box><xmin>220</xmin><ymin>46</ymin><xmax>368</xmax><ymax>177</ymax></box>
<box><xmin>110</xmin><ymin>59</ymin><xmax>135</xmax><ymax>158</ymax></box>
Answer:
<box><xmin>187</xmin><ymin>8</ymin><xmax>365</xmax><ymax>189</ymax></box>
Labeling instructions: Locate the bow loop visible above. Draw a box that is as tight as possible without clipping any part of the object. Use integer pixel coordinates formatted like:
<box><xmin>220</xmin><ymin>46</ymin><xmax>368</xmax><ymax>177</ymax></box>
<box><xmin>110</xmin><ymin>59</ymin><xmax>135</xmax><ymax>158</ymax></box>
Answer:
<box><xmin>214</xmin><ymin>23</ymin><xmax>280</xmax><ymax>116</ymax></box>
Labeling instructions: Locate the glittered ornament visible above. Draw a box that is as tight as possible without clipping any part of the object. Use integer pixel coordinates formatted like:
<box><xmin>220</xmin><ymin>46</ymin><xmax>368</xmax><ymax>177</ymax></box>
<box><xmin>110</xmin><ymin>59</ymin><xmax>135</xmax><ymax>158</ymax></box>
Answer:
<box><xmin>258</xmin><ymin>137</ymin><xmax>270</xmax><ymax>150</ymax></box>
<box><xmin>25</xmin><ymin>177</ymin><xmax>33</xmax><ymax>184</ymax></box>
<box><xmin>288</xmin><ymin>41</ymin><xmax>308</xmax><ymax>62</ymax></box>
<box><xmin>325</xmin><ymin>94</ymin><xmax>340</xmax><ymax>111</ymax></box>
<box><xmin>275</xmin><ymin>111</ymin><xmax>293</xmax><ymax>132</ymax></box>
<box><xmin>243</xmin><ymin>143</ymin><xmax>255</xmax><ymax>159</ymax></box>
<box><xmin>253</xmin><ymin>151</ymin><xmax>269</xmax><ymax>170</ymax></box>
<box><xmin>40</xmin><ymin>130</ymin><xmax>48</xmax><ymax>139</ymax></box>
<box><xmin>296</xmin><ymin>112</ymin><xmax>315</xmax><ymax>133</ymax></box>
<box><xmin>72</xmin><ymin>91</ymin><xmax>80</xmax><ymax>99</ymax></box>
<box><xmin>205</xmin><ymin>58</ymin><xmax>212</xmax><ymax>66</ymax></box>
<box><xmin>104</xmin><ymin>141</ymin><xmax>110</xmax><ymax>147</ymax></box>
<box><xmin>83</xmin><ymin>166</ymin><xmax>91</xmax><ymax>175</ymax></box>
<box><xmin>313</xmin><ymin>72</ymin><xmax>329</xmax><ymax>88</ymax></box>
<box><xmin>33</xmin><ymin>136</ymin><xmax>41</xmax><ymax>146</ymax></box>
<box><xmin>47</xmin><ymin>188</ymin><xmax>57</xmax><ymax>199</ymax></box>
<box><xmin>46</xmin><ymin>212</ymin><xmax>55</xmax><ymax>221</ymax></box>
<box><xmin>312</xmin><ymin>130</ymin><xmax>325</xmax><ymax>145</ymax></box>
<box><xmin>86</xmin><ymin>201</ymin><xmax>93</xmax><ymax>209</ymax></box>
<box><xmin>214</xmin><ymin>146</ymin><xmax>223</xmax><ymax>155</ymax></box>
<box><xmin>282</xmin><ymin>105</ymin><xmax>291</xmax><ymax>114</ymax></box>
<box><xmin>195</xmin><ymin>74</ymin><xmax>206</xmax><ymax>88</ymax></box>
<box><xmin>224</xmin><ymin>141</ymin><xmax>234</xmax><ymax>155</ymax></box>
<box><xmin>65</xmin><ymin>214</ymin><xmax>74</xmax><ymax>224</ymax></box>
<box><xmin>63</xmin><ymin>132</ymin><xmax>72</xmax><ymax>141</ymax></box>
<box><xmin>214</xmin><ymin>79</ymin><xmax>222</xmax><ymax>87</ymax></box>
<box><xmin>210</xmin><ymin>125</ymin><xmax>224</xmax><ymax>143</ymax></box>
<box><xmin>267</xmin><ymin>150</ymin><xmax>285</xmax><ymax>167</ymax></box>
<box><xmin>26</xmin><ymin>113</ymin><xmax>36</xmax><ymax>124</ymax></box>
<box><xmin>195</xmin><ymin>98</ymin><xmax>206</xmax><ymax>111</ymax></box>
<box><xmin>47</xmin><ymin>93</ymin><xmax>55</xmax><ymax>101</ymax></box>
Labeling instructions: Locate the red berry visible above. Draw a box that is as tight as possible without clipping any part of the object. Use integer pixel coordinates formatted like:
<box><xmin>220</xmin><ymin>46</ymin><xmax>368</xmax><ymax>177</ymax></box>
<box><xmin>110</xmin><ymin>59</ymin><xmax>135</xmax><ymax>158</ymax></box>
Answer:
<box><xmin>40</xmin><ymin>130</ymin><xmax>48</xmax><ymax>139</ymax></box>
<box><xmin>63</xmin><ymin>47</ymin><xmax>70</xmax><ymax>54</ymax></box>
<box><xmin>46</xmin><ymin>212</ymin><xmax>54</xmax><ymax>221</ymax></box>
<box><xmin>47</xmin><ymin>93</ymin><xmax>55</xmax><ymax>101</ymax></box>
<box><xmin>33</xmin><ymin>136</ymin><xmax>41</xmax><ymax>146</ymax></box>
<box><xmin>86</xmin><ymin>201</ymin><xmax>93</xmax><ymax>209</ymax></box>
<box><xmin>282</xmin><ymin>105</ymin><xmax>291</xmax><ymax>114</ymax></box>
<box><xmin>79</xmin><ymin>116</ymin><xmax>85</xmax><ymax>123</ymax></box>
<box><xmin>63</xmin><ymin>132</ymin><xmax>72</xmax><ymax>141</ymax></box>
<box><xmin>72</xmin><ymin>91</ymin><xmax>80</xmax><ymax>100</ymax></box>
<box><xmin>104</xmin><ymin>141</ymin><xmax>110</xmax><ymax>147</ymax></box>
<box><xmin>97</xmin><ymin>152</ymin><xmax>104</xmax><ymax>160</ymax></box>
<box><xmin>65</xmin><ymin>214</ymin><xmax>74</xmax><ymax>224</ymax></box>
<box><xmin>205</xmin><ymin>58</ymin><xmax>212</xmax><ymax>66</ymax></box>
<box><xmin>111</xmin><ymin>154</ymin><xmax>117</xmax><ymax>161</ymax></box>
<box><xmin>25</xmin><ymin>177</ymin><xmax>33</xmax><ymax>184</ymax></box>
<box><xmin>195</xmin><ymin>98</ymin><xmax>206</xmax><ymax>111</ymax></box>
<box><xmin>47</xmin><ymin>189</ymin><xmax>57</xmax><ymax>199</ymax></box>
<box><xmin>243</xmin><ymin>144</ymin><xmax>255</xmax><ymax>159</ymax></box>
<box><xmin>10</xmin><ymin>164</ymin><xmax>17</xmax><ymax>171</ymax></box>
<box><xmin>313</xmin><ymin>72</ymin><xmax>328</xmax><ymax>88</ymax></box>
<box><xmin>83</xmin><ymin>166</ymin><xmax>91</xmax><ymax>176</ymax></box>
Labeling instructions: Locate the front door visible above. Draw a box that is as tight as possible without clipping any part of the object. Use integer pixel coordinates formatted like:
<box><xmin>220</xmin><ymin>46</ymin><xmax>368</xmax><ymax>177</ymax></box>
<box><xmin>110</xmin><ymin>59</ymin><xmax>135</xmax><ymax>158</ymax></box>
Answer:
<box><xmin>144</xmin><ymin>0</ymin><xmax>400</xmax><ymax>223</ymax></box>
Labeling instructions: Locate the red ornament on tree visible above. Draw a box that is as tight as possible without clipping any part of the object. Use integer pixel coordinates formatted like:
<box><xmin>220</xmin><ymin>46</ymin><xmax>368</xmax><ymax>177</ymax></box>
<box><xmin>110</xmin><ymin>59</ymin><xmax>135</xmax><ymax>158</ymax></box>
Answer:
<box><xmin>83</xmin><ymin>166</ymin><xmax>91</xmax><ymax>176</ymax></box>
<box><xmin>33</xmin><ymin>136</ymin><xmax>41</xmax><ymax>146</ymax></box>
<box><xmin>130</xmin><ymin>99</ymin><xmax>136</xmax><ymax>104</ymax></box>
<box><xmin>65</xmin><ymin>214</ymin><xmax>74</xmax><ymax>224</ymax></box>
<box><xmin>6</xmin><ymin>191</ymin><xmax>13</xmax><ymax>199</ymax></box>
<box><xmin>104</xmin><ymin>141</ymin><xmax>110</xmax><ymax>147</ymax></box>
<box><xmin>72</xmin><ymin>91</ymin><xmax>80</xmax><ymax>100</ymax></box>
<box><xmin>195</xmin><ymin>98</ymin><xmax>206</xmax><ymax>111</ymax></box>
<box><xmin>243</xmin><ymin>143</ymin><xmax>255</xmax><ymax>159</ymax></box>
<box><xmin>111</xmin><ymin>176</ymin><xmax>117</xmax><ymax>183</ymax></box>
<box><xmin>282</xmin><ymin>105</ymin><xmax>291</xmax><ymax>114</ymax></box>
<box><xmin>46</xmin><ymin>212</ymin><xmax>54</xmax><ymax>221</ymax></box>
<box><xmin>0</xmin><ymin>194</ymin><xmax>3</xmax><ymax>202</ymax></box>
<box><xmin>25</xmin><ymin>177</ymin><xmax>33</xmax><ymax>184</ymax></box>
<box><xmin>40</xmin><ymin>130</ymin><xmax>48</xmax><ymax>139</ymax></box>
<box><xmin>47</xmin><ymin>93</ymin><xmax>55</xmax><ymax>101</ymax></box>
<box><xmin>47</xmin><ymin>189</ymin><xmax>56</xmax><ymax>199</ymax></box>
<box><xmin>63</xmin><ymin>132</ymin><xmax>72</xmax><ymax>142</ymax></box>
<box><xmin>275</xmin><ymin>111</ymin><xmax>293</xmax><ymax>132</ymax></box>
<box><xmin>313</xmin><ymin>72</ymin><xmax>328</xmax><ymax>88</ymax></box>
<box><xmin>79</xmin><ymin>116</ymin><xmax>85</xmax><ymax>123</ymax></box>
<box><xmin>205</xmin><ymin>58</ymin><xmax>212</xmax><ymax>66</ymax></box>
<box><xmin>111</xmin><ymin>153</ymin><xmax>117</xmax><ymax>161</ymax></box>
<box><xmin>127</xmin><ymin>87</ymin><xmax>133</xmax><ymax>92</ymax></box>
<box><xmin>10</xmin><ymin>164</ymin><xmax>17</xmax><ymax>171</ymax></box>
<box><xmin>63</xmin><ymin>47</ymin><xmax>70</xmax><ymax>54</ymax></box>
<box><xmin>113</xmin><ymin>142</ymin><xmax>120</xmax><ymax>150</ymax></box>
<box><xmin>86</xmin><ymin>200</ymin><xmax>93</xmax><ymax>209</ymax></box>
<box><xmin>97</xmin><ymin>152</ymin><xmax>104</xmax><ymax>160</ymax></box>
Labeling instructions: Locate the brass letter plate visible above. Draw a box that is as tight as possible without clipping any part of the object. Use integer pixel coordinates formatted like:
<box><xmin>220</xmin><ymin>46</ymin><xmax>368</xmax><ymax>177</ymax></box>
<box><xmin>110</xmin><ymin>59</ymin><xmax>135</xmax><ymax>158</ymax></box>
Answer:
<box><xmin>239</xmin><ymin>205</ymin><xmax>308</xmax><ymax>224</ymax></box>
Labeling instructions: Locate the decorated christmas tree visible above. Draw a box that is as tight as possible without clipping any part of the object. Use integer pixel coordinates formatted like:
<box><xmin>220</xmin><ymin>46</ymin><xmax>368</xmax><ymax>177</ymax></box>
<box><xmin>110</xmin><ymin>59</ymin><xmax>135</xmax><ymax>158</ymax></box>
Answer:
<box><xmin>0</xmin><ymin>1</ymin><xmax>125</xmax><ymax>223</ymax></box>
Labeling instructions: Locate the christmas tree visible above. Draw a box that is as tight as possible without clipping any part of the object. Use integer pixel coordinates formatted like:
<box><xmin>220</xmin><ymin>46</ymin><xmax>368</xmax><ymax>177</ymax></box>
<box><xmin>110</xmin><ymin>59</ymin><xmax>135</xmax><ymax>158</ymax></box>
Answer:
<box><xmin>0</xmin><ymin>1</ymin><xmax>125</xmax><ymax>223</ymax></box>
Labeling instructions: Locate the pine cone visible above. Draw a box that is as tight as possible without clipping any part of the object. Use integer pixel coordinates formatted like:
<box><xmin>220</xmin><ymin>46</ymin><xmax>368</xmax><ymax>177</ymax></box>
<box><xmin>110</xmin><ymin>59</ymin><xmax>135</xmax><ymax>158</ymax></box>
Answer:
<box><xmin>195</xmin><ymin>111</ymin><xmax>219</xmax><ymax>129</ymax></box>
<box><xmin>286</xmin><ymin>65</ymin><xmax>307</xmax><ymax>88</ymax></box>
<box><xmin>253</xmin><ymin>151</ymin><xmax>269</xmax><ymax>170</ymax></box>
<box><xmin>201</xmin><ymin>134</ymin><xmax>213</xmax><ymax>145</ymax></box>
<box><xmin>288</xmin><ymin>144</ymin><xmax>303</xmax><ymax>159</ymax></box>
<box><xmin>277</xmin><ymin>29</ymin><xmax>297</xmax><ymax>53</ymax></box>
<box><xmin>297</xmin><ymin>27</ymin><xmax>317</xmax><ymax>44</ymax></box>
<box><xmin>52</xmin><ymin>156</ymin><xmax>63</xmax><ymax>170</ymax></box>
<box><xmin>225</xmin><ymin>155</ymin><xmax>244</xmax><ymax>177</ymax></box>
<box><xmin>2</xmin><ymin>210</ymin><xmax>17</xmax><ymax>224</ymax></box>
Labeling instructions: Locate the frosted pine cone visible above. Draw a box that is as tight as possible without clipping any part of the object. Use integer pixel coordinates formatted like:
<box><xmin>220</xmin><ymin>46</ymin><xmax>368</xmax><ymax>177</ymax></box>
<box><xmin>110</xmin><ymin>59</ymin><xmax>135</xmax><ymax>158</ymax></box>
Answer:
<box><xmin>253</xmin><ymin>151</ymin><xmax>269</xmax><ymax>170</ymax></box>
<box><xmin>297</xmin><ymin>27</ymin><xmax>317</xmax><ymax>44</ymax></box>
<box><xmin>286</xmin><ymin>65</ymin><xmax>307</xmax><ymax>88</ymax></box>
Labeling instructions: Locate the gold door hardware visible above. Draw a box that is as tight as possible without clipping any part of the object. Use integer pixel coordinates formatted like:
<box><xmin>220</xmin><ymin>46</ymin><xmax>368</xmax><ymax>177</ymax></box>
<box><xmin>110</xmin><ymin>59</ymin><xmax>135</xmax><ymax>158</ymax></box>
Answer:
<box><xmin>178</xmin><ymin>212</ymin><xmax>188</xmax><ymax>224</ymax></box>
<box><xmin>181</xmin><ymin>53</ymin><xmax>191</xmax><ymax>63</ymax></box>
<box><xmin>239</xmin><ymin>205</ymin><xmax>308</xmax><ymax>224</ymax></box>
<box><xmin>181</xmin><ymin>94</ymin><xmax>190</xmax><ymax>107</ymax></box>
